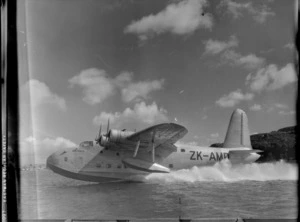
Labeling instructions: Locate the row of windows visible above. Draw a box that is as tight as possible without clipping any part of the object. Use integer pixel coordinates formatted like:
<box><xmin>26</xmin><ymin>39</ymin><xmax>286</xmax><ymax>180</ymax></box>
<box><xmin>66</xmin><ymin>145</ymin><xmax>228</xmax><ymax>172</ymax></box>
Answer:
<box><xmin>95</xmin><ymin>163</ymin><xmax>174</xmax><ymax>169</ymax></box>
<box><xmin>96</xmin><ymin>163</ymin><xmax>127</xmax><ymax>169</ymax></box>
<box><xmin>100</xmin><ymin>150</ymin><xmax>120</xmax><ymax>156</ymax></box>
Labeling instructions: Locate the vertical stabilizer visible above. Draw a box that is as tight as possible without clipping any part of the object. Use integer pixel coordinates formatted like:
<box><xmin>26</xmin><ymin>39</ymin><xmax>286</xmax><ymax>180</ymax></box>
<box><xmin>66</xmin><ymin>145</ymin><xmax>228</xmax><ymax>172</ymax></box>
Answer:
<box><xmin>223</xmin><ymin>109</ymin><xmax>252</xmax><ymax>148</ymax></box>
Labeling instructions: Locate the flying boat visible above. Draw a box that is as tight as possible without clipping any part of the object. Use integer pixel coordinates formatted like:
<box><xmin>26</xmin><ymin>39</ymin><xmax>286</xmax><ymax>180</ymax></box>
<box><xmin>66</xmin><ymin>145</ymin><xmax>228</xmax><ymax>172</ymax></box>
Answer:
<box><xmin>46</xmin><ymin>109</ymin><xmax>262</xmax><ymax>182</ymax></box>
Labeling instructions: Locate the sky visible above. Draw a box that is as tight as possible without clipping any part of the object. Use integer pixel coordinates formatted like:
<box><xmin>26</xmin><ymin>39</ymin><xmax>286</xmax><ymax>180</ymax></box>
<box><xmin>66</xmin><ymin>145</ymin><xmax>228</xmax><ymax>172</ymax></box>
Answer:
<box><xmin>17</xmin><ymin>0</ymin><xmax>297</xmax><ymax>166</ymax></box>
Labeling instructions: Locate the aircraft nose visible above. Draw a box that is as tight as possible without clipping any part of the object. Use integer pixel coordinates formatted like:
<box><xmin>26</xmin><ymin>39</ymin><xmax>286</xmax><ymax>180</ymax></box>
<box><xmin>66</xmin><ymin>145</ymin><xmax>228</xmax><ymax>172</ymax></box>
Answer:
<box><xmin>46</xmin><ymin>152</ymin><xmax>59</xmax><ymax>169</ymax></box>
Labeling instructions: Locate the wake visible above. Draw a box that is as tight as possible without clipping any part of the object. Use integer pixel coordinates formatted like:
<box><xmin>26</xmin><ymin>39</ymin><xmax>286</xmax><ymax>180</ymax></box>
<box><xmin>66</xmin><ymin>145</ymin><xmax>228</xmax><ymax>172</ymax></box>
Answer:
<box><xmin>146</xmin><ymin>161</ymin><xmax>298</xmax><ymax>182</ymax></box>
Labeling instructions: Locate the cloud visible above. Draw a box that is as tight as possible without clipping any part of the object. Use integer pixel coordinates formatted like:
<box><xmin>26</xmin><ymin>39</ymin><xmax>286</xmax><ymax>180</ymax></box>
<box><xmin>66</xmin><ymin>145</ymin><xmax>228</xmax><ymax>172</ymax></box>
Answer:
<box><xmin>124</xmin><ymin>0</ymin><xmax>213</xmax><ymax>40</ymax></box>
<box><xmin>268</xmin><ymin>103</ymin><xmax>295</xmax><ymax>116</ymax></box>
<box><xmin>216</xmin><ymin>89</ymin><xmax>254</xmax><ymax>107</ymax></box>
<box><xmin>218</xmin><ymin>0</ymin><xmax>275</xmax><ymax>23</ymax></box>
<box><xmin>246</xmin><ymin>63</ymin><xmax>297</xmax><ymax>92</ymax></box>
<box><xmin>23</xmin><ymin>79</ymin><xmax>67</xmax><ymax>111</ymax></box>
<box><xmin>252</xmin><ymin>103</ymin><xmax>295</xmax><ymax>115</ymax></box>
<box><xmin>273</xmin><ymin>103</ymin><xmax>288</xmax><ymax>109</ymax></box>
<box><xmin>69</xmin><ymin>68</ymin><xmax>164</xmax><ymax>104</ymax></box>
<box><xmin>121</xmin><ymin>79</ymin><xmax>164</xmax><ymax>103</ymax></box>
<box><xmin>203</xmin><ymin>35</ymin><xmax>238</xmax><ymax>55</ymax></box>
<box><xmin>93</xmin><ymin>102</ymin><xmax>168</xmax><ymax>129</ymax></box>
<box><xmin>203</xmin><ymin>36</ymin><xmax>265</xmax><ymax>70</ymax></box>
<box><xmin>25</xmin><ymin>136</ymin><xmax>77</xmax><ymax>149</ymax></box>
<box><xmin>249</xmin><ymin>104</ymin><xmax>262</xmax><ymax>111</ymax></box>
<box><xmin>176</xmin><ymin>141</ymin><xmax>198</xmax><ymax>146</ymax></box>
<box><xmin>21</xmin><ymin>136</ymin><xmax>77</xmax><ymax>166</ymax></box>
<box><xmin>41</xmin><ymin>137</ymin><xmax>77</xmax><ymax>148</ymax></box>
<box><xmin>284</xmin><ymin>43</ymin><xmax>295</xmax><ymax>50</ymax></box>
<box><xmin>69</xmin><ymin>68</ymin><xmax>116</xmax><ymax>105</ymax></box>
<box><xmin>278</xmin><ymin>110</ymin><xmax>295</xmax><ymax>115</ymax></box>
<box><xmin>221</xmin><ymin>50</ymin><xmax>265</xmax><ymax>69</ymax></box>
<box><xmin>210</xmin><ymin>133</ymin><xmax>219</xmax><ymax>138</ymax></box>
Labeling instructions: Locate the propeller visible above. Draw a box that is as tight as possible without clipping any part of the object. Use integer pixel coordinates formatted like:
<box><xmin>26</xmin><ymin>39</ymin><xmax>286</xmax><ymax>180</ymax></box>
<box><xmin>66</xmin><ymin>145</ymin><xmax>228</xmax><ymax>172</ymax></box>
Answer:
<box><xmin>106</xmin><ymin>119</ymin><xmax>110</xmax><ymax>135</ymax></box>
<box><xmin>95</xmin><ymin>124</ymin><xmax>102</xmax><ymax>144</ymax></box>
<box><xmin>95</xmin><ymin>119</ymin><xmax>110</xmax><ymax>145</ymax></box>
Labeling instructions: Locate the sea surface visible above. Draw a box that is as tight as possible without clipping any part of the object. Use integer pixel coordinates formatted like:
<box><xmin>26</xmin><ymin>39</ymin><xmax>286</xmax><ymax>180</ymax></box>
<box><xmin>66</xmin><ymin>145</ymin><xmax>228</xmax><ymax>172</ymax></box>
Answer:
<box><xmin>20</xmin><ymin>161</ymin><xmax>298</xmax><ymax>220</ymax></box>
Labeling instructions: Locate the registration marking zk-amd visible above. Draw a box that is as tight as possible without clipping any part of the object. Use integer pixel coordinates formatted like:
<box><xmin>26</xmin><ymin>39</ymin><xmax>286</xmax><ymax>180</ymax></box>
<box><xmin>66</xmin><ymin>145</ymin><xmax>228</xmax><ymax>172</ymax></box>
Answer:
<box><xmin>190</xmin><ymin>151</ymin><xmax>229</xmax><ymax>161</ymax></box>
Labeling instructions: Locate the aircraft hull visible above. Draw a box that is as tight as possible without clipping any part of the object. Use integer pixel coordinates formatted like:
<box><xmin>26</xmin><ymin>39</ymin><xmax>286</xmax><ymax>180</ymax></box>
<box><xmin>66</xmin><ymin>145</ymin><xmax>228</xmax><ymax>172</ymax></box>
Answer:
<box><xmin>47</xmin><ymin>157</ymin><xmax>148</xmax><ymax>182</ymax></box>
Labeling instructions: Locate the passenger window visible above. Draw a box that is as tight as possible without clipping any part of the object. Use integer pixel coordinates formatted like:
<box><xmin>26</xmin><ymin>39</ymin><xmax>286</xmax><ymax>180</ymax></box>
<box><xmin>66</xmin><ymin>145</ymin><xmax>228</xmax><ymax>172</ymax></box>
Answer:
<box><xmin>117</xmin><ymin>164</ymin><xmax>121</xmax><ymax>169</ymax></box>
<box><xmin>169</xmin><ymin>164</ymin><xmax>173</xmax><ymax>168</ymax></box>
<box><xmin>106</xmin><ymin>164</ymin><xmax>111</xmax><ymax>168</ymax></box>
<box><xmin>180</xmin><ymin>149</ymin><xmax>185</xmax><ymax>152</ymax></box>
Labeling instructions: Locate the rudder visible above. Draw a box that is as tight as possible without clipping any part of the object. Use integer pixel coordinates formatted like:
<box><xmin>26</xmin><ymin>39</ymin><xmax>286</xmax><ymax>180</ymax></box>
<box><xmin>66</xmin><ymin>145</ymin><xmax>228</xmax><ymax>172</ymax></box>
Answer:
<box><xmin>223</xmin><ymin>109</ymin><xmax>252</xmax><ymax>148</ymax></box>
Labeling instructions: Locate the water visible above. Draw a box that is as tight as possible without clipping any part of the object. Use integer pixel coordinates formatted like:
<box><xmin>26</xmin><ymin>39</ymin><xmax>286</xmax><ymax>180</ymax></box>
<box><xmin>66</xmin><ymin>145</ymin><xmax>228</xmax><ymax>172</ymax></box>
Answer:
<box><xmin>20</xmin><ymin>161</ymin><xmax>298</xmax><ymax>220</ymax></box>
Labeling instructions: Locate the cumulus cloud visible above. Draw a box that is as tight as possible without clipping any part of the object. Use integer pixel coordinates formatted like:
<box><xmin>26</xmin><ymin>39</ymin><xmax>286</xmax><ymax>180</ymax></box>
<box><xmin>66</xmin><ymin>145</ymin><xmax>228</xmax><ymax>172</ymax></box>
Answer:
<box><xmin>246</xmin><ymin>63</ymin><xmax>297</xmax><ymax>92</ymax></box>
<box><xmin>69</xmin><ymin>68</ymin><xmax>116</xmax><ymax>105</ymax></box>
<box><xmin>25</xmin><ymin>136</ymin><xmax>77</xmax><ymax>149</ymax></box>
<box><xmin>41</xmin><ymin>137</ymin><xmax>77</xmax><ymax>148</ymax></box>
<box><xmin>203</xmin><ymin>36</ymin><xmax>265</xmax><ymax>70</ymax></box>
<box><xmin>124</xmin><ymin>0</ymin><xmax>213</xmax><ymax>40</ymax></box>
<box><xmin>23</xmin><ymin>79</ymin><xmax>67</xmax><ymax>111</ymax></box>
<box><xmin>203</xmin><ymin>35</ymin><xmax>238</xmax><ymax>55</ymax></box>
<box><xmin>249</xmin><ymin>104</ymin><xmax>262</xmax><ymax>111</ymax></box>
<box><xmin>218</xmin><ymin>0</ymin><xmax>275</xmax><ymax>23</ymax></box>
<box><xmin>69</xmin><ymin>68</ymin><xmax>164</xmax><ymax>104</ymax></box>
<box><xmin>93</xmin><ymin>102</ymin><xmax>168</xmax><ymax>128</ymax></box>
<box><xmin>216</xmin><ymin>89</ymin><xmax>254</xmax><ymax>108</ymax></box>
<box><xmin>221</xmin><ymin>50</ymin><xmax>265</xmax><ymax>69</ymax></box>
<box><xmin>278</xmin><ymin>110</ymin><xmax>295</xmax><ymax>115</ymax></box>
<box><xmin>284</xmin><ymin>43</ymin><xmax>295</xmax><ymax>50</ymax></box>
<box><xmin>121</xmin><ymin>79</ymin><xmax>164</xmax><ymax>103</ymax></box>
<box><xmin>273</xmin><ymin>103</ymin><xmax>288</xmax><ymax>109</ymax></box>
<box><xmin>21</xmin><ymin>136</ymin><xmax>77</xmax><ymax>166</ymax></box>
<box><xmin>266</xmin><ymin>103</ymin><xmax>295</xmax><ymax>116</ymax></box>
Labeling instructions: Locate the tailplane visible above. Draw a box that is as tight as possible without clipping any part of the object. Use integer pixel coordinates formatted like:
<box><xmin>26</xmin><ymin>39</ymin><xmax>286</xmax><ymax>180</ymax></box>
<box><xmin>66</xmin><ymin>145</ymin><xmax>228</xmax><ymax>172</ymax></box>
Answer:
<box><xmin>223</xmin><ymin>109</ymin><xmax>252</xmax><ymax>148</ymax></box>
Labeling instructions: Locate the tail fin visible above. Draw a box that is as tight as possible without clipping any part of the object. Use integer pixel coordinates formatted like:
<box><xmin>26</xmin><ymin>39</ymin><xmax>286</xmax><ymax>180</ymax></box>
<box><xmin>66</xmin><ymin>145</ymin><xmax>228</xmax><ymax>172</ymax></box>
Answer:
<box><xmin>223</xmin><ymin>109</ymin><xmax>252</xmax><ymax>148</ymax></box>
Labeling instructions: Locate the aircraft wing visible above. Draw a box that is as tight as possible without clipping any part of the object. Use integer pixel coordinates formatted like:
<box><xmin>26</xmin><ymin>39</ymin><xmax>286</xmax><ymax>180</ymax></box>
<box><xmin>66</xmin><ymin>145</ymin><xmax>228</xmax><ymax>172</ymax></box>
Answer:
<box><xmin>117</xmin><ymin>123</ymin><xmax>187</xmax><ymax>173</ymax></box>
<box><xmin>106</xmin><ymin>123</ymin><xmax>187</xmax><ymax>158</ymax></box>
<box><xmin>127</xmin><ymin>123</ymin><xmax>187</xmax><ymax>145</ymax></box>
<box><xmin>127</xmin><ymin>123</ymin><xmax>188</xmax><ymax>157</ymax></box>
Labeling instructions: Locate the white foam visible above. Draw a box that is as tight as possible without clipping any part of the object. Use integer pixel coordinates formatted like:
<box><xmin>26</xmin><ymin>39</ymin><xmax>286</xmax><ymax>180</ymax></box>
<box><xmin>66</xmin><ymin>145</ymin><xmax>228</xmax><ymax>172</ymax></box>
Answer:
<box><xmin>146</xmin><ymin>160</ymin><xmax>298</xmax><ymax>183</ymax></box>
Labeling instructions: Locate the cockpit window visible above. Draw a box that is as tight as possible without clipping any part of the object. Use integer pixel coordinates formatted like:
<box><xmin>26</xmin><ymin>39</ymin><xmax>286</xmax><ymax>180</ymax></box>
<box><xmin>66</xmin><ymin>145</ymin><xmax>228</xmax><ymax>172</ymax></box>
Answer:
<box><xmin>79</xmin><ymin>141</ymin><xmax>93</xmax><ymax>148</ymax></box>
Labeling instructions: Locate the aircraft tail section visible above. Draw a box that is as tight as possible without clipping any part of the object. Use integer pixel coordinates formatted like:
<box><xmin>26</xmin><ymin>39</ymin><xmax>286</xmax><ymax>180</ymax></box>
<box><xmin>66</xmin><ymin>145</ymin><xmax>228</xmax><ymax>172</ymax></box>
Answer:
<box><xmin>223</xmin><ymin>109</ymin><xmax>252</xmax><ymax>148</ymax></box>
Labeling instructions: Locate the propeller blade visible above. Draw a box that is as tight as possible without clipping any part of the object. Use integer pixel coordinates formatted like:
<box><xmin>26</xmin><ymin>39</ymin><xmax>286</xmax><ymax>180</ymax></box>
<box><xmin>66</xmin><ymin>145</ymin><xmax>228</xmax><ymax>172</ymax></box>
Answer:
<box><xmin>99</xmin><ymin>124</ymin><xmax>102</xmax><ymax>137</ymax></box>
<box><xmin>106</xmin><ymin>119</ymin><xmax>110</xmax><ymax>134</ymax></box>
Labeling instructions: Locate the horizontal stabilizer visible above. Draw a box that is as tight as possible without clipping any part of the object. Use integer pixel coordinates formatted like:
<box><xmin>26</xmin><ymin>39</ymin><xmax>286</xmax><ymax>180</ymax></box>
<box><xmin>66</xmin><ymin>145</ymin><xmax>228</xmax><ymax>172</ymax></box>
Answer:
<box><xmin>122</xmin><ymin>158</ymin><xmax>170</xmax><ymax>173</ymax></box>
<box><xmin>229</xmin><ymin>149</ymin><xmax>262</xmax><ymax>155</ymax></box>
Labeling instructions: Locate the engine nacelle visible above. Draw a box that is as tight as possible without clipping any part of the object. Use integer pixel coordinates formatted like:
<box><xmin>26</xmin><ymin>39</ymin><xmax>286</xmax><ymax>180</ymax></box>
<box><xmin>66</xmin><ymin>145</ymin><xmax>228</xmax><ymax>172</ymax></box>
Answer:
<box><xmin>108</xmin><ymin>129</ymin><xmax>135</xmax><ymax>143</ymax></box>
<box><xmin>99</xmin><ymin>136</ymin><xmax>110</xmax><ymax>147</ymax></box>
